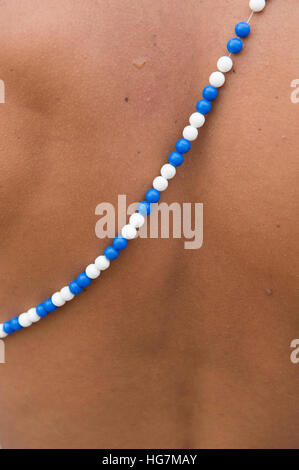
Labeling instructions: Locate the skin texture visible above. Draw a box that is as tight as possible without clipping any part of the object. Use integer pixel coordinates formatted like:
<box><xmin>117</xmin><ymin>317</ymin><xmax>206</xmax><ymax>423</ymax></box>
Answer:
<box><xmin>0</xmin><ymin>0</ymin><xmax>298</xmax><ymax>449</ymax></box>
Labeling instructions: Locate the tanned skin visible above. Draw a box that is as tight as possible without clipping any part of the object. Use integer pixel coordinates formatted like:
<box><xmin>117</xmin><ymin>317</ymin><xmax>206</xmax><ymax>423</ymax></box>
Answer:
<box><xmin>0</xmin><ymin>0</ymin><xmax>298</xmax><ymax>449</ymax></box>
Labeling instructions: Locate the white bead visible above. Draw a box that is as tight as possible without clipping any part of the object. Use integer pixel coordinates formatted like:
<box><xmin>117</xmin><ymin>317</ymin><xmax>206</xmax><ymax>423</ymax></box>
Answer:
<box><xmin>153</xmin><ymin>176</ymin><xmax>168</xmax><ymax>192</ymax></box>
<box><xmin>95</xmin><ymin>255</ymin><xmax>110</xmax><ymax>271</ymax></box>
<box><xmin>52</xmin><ymin>292</ymin><xmax>66</xmax><ymax>307</ymax></box>
<box><xmin>0</xmin><ymin>324</ymin><xmax>8</xmax><ymax>338</ymax></box>
<box><xmin>60</xmin><ymin>286</ymin><xmax>75</xmax><ymax>302</ymax></box>
<box><xmin>161</xmin><ymin>163</ymin><xmax>176</xmax><ymax>180</ymax></box>
<box><xmin>209</xmin><ymin>71</ymin><xmax>225</xmax><ymax>88</ymax></box>
<box><xmin>217</xmin><ymin>56</ymin><xmax>233</xmax><ymax>73</ymax></box>
<box><xmin>18</xmin><ymin>312</ymin><xmax>32</xmax><ymax>328</ymax></box>
<box><xmin>249</xmin><ymin>0</ymin><xmax>266</xmax><ymax>12</ymax></box>
<box><xmin>27</xmin><ymin>307</ymin><xmax>41</xmax><ymax>323</ymax></box>
<box><xmin>121</xmin><ymin>224</ymin><xmax>137</xmax><ymax>240</ymax></box>
<box><xmin>182</xmin><ymin>125</ymin><xmax>198</xmax><ymax>141</ymax></box>
<box><xmin>189</xmin><ymin>112</ymin><xmax>205</xmax><ymax>128</ymax></box>
<box><xmin>85</xmin><ymin>263</ymin><xmax>101</xmax><ymax>279</ymax></box>
<box><xmin>129</xmin><ymin>213</ymin><xmax>145</xmax><ymax>228</ymax></box>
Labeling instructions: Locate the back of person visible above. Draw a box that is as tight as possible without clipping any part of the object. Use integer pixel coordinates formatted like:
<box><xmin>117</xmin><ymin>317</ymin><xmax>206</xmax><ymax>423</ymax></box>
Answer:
<box><xmin>0</xmin><ymin>0</ymin><xmax>298</xmax><ymax>448</ymax></box>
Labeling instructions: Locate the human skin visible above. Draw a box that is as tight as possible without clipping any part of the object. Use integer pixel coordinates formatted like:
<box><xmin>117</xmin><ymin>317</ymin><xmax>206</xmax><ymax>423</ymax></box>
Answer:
<box><xmin>0</xmin><ymin>0</ymin><xmax>298</xmax><ymax>449</ymax></box>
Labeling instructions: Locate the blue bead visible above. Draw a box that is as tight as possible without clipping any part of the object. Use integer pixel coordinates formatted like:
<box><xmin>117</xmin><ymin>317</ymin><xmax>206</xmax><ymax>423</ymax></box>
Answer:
<box><xmin>196</xmin><ymin>99</ymin><xmax>212</xmax><ymax>114</ymax></box>
<box><xmin>36</xmin><ymin>303</ymin><xmax>49</xmax><ymax>317</ymax></box>
<box><xmin>69</xmin><ymin>281</ymin><xmax>83</xmax><ymax>295</ymax></box>
<box><xmin>138</xmin><ymin>201</ymin><xmax>152</xmax><ymax>216</ymax></box>
<box><xmin>227</xmin><ymin>37</ymin><xmax>243</xmax><ymax>54</ymax></box>
<box><xmin>145</xmin><ymin>188</ymin><xmax>160</xmax><ymax>203</ymax></box>
<box><xmin>235</xmin><ymin>22</ymin><xmax>251</xmax><ymax>38</ymax></box>
<box><xmin>202</xmin><ymin>86</ymin><xmax>218</xmax><ymax>101</ymax></box>
<box><xmin>175</xmin><ymin>138</ymin><xmax>191</xmax><ymax>154</ymax></box>
<box><xmin>77</xmin><ymin>272</ymin><xmax>92</xmax><ymax>287</ymax></box>
<box><xmin>10</xmin><ymin>317</ymin><xmax>23</xmax><ymax>331</ymax></box>
<box><xmin>44</xmin><ymin>298</ymin><xmax>57</xmax><ymax>313</ymax></box>
<box><xmin>3</xmin><ymin>321</ymin><xmax>14</xmax><ymax>334</ymax></box>
<box><xmin>104</xmin><ymin>246</ymin><xmax>119</xmax><ymax>261</ymax></box>
<box><xmin>168</xmin><ymin>151</ymin><xmax>184</xmax><ymax>167</ymax></box>
<box><xmin>113</xmin><ymin>236</ymin><xmax>128</xmax><ymax>251</ymax></box>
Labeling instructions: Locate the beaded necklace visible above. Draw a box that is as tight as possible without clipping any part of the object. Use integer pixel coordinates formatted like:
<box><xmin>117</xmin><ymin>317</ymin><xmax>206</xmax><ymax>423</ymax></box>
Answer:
<box><xmin>0</xmin><ymin>0</ymin><xmax>267</xmax><ymax>338</ymax></box>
